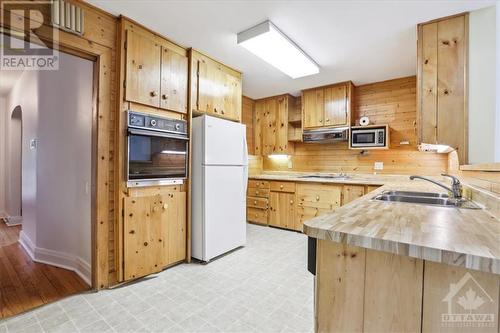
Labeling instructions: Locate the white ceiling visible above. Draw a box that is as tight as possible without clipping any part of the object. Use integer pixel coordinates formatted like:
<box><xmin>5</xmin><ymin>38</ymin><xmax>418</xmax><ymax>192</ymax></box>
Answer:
<box><xmin>88</xmin><ymin>0</ymin><xmax>495</xmax><ymax>99</ymax></box>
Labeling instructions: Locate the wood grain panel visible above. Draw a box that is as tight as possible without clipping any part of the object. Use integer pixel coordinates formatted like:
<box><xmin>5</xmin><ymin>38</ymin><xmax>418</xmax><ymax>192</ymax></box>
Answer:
<box><xmin>419</xmin><ymin>22</ymin><xmax>438</xmax><ymax>144</ymax></box>
<box><xmin>363</xmin><ymin>250</ymin><xmax>423</xmax><ymax>333</ymax></box>
<box><xmin>342</xmin><ymin>185</ymin><xmax>365</xmax><ymax>205</ymax></box>
<box><xmin>316</xmin><ymin>240</ymin><xmax>365</xmax><ymax>333</ymax></box>
<box><xmin>264</xmin><ymin>77</ymin><xmax>449</xmax><ymax>175</ymax></box>
<box><xmin>437</xmin><ymin>15</ymin><xmax>467</xmax><ymax>163</ymax></box>
<box><xmin>422</xmin><ymin>261</ymin><xmax>500</xmax><ymax>333</ymax></box>
<box><xmin>242</xmin><ymin>96</ymin><xmax>255</xmax><ymax>154</ymax></box>
<box><xmin>160</xmin><ymin>47</ymin><xmax>188</xmax><ymax>113</ymax></box>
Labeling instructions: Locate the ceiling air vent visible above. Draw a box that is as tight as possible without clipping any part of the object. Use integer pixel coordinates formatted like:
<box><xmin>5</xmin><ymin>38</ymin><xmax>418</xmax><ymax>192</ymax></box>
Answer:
<box><xmin>51</xmin><ymin>0</ymin><xmax>84</xmax><ymax>36</ymax></box>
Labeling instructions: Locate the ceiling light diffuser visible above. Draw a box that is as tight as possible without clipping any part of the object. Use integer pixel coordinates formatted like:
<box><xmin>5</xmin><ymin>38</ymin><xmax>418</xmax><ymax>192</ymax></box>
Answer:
<box><xmin>237</xmin><ymin>20</ymin><xmax>319</xmax><ymax>79</ymax></box>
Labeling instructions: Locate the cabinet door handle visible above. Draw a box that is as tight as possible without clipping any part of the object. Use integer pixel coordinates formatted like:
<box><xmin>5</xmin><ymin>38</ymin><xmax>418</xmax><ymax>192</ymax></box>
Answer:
<box><xmin>254</xmin><ymin>200</ymin><xmax>257</xmax><ymax>205</ymax></box>
<box><xmin>316</xmin><ymin>195</ymin><xmax>320</xmax><ymax>201</ymax></box>
<box><xmin>162</xmin><ymin>94</ymin><xmax>168</xmax><ymax>100</ymax></box>
<box><xmin>150</xmin><ymin>91</ymin><xmax>158</xmax><ymax>97</ymax></box>
<box><xmin>163</xmin><ymin>204</ymin><xmax>168</xmax><ymax>210</ymax></box>
<box><xmin>280</xmin><ymin>185</ymin><xmax>284</xmax><ymax>189</ymax></box>
<box><xmin>325</xmin><ymin>119</ymin><xmax>330</xmax><ymax>122</ymax></box>
<box><xmin>290</xmin><ymin>200</ymin><xmax>294</xmax><ymax>204</ymax></box>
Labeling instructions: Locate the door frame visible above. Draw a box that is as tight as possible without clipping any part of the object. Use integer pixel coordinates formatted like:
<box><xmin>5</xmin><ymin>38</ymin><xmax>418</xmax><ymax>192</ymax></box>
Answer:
<box><xmin>0</xmin><ymin>4</ymin><xmax>116</xmax><ymax>289</ymax></box>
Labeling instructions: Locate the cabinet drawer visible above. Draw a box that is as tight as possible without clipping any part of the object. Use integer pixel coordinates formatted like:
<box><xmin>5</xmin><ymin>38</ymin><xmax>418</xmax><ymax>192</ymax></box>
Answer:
<box><xmin>247</xmin><ymin>196</ymin><xmax>268</xmax><ymax>209</ymax></box>
<box><xmin>297</xmin><ymin>184</ymin><xmax>342</xmax><ymax>208</ymax></box>
<box><xmin>247</xmin><ymin>187</ymin><xmax>270</xmax><ymax>198</ymax></box>
<box><xmin>270</xmin><ymin>181</ymin><xmax>296</xmax><ymax>193</ymax></box>
<box><xmin>247</xmin><ymin>207</ymin><xmax>268</xmax><ymax>225</ymax></box>
<box><xmin>248</xmin><ymin>180</ymin><xmax>270</xmax><ymax>189</ymax></box>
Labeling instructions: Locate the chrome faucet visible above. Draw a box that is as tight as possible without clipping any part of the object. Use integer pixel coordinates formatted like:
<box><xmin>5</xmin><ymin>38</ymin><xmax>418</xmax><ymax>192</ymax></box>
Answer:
<box><xmin>409</xmin><ymin>174</ymin><xmax>462</xmax><ymax>199</ymax></box>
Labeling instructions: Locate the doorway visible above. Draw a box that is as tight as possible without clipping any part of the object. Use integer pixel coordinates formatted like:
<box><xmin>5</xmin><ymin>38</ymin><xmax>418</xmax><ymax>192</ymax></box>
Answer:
<box><xmin>0</xmin><ymin>36</ymin><xmax>96</xmax><ymax>318</ymax></box>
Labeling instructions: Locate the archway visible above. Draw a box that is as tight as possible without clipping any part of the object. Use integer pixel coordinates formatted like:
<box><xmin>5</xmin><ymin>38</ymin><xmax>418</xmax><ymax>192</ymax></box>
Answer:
<box><xmin>6</xmin><ymin>105</ymin><xmax>22</xmax><ymax>225</ymax></box>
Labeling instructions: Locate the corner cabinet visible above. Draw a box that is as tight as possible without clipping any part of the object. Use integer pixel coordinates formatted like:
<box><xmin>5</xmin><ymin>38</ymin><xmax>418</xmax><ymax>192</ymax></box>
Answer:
<box><xmin>254</xmin><ymin>94</ymin><xmax>297</xmax><ymax>155</ymax></box>
<box><xmin>124</xmin><ymin>29</ymin><xmax>188</xmax><ymax>113</ymax></box>
<box><xmin>190</xmin><ymin>49</ymin><xmax>242</xmax><ymax>122</ymax></box>
<box><xmin>302</xmin><ymin>81</ymin><xmax>354</xmax><ymax>129</ymax></box>
<box><xmin>417</xmin><ymin>14</ymin><xmax>468</xmax><ymax>163</ymax></box>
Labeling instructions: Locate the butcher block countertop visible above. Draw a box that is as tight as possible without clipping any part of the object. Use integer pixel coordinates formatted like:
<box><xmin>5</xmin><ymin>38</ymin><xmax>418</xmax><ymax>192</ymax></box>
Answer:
<box><xmin>249</xmin><ymin>172</ymin><xmax>500</xmax><ymax>274</ymax></box>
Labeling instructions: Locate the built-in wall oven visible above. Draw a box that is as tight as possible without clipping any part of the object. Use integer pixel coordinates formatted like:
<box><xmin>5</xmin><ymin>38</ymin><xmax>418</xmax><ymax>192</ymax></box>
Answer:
<box><xmin>127</xmin><ymin>111</ymin><xmax>188</xmax><ymax>187</ymax></box>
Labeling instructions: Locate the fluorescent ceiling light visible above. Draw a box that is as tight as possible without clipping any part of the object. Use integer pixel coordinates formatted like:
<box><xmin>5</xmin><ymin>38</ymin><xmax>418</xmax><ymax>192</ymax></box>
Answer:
<box><xmin>237</xmin><ymin>20</ymin><xmax>319</xmax><ymax>79</ymax></box>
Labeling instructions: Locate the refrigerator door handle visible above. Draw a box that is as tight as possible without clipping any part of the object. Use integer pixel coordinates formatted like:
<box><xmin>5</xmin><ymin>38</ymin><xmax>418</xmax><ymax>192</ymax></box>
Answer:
<box><xmin>243</xmin><ymin>131</ymin><xmax>249</xmax><ymax>194</ymax></box>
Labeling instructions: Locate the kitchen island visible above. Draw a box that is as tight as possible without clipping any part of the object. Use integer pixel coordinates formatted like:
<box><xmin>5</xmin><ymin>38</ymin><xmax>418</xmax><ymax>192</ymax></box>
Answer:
<box><xmin>301</xmin><ymin>176</ymin><xmax>500</xmax><ymax>332</ymax></box>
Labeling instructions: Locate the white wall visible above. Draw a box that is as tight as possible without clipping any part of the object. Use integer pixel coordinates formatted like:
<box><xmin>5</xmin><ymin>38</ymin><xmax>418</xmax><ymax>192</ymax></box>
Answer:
<box><xmin>3</xmin><ymin>44</ymin><xmax>93</xmax><ymax>283</ymax></box>
<box><xmin>496</xmin><ymin>2</ymin><xmax>500</xmax><ymax>162</ymax></box>
<box><xmin>468</xmin><ymin>5</ymin><xmax>497</xmax><ymax>164</ymax></box>
<box><xmin>36</xmin><ymin>52</ymin><xmax>93</xmax><ymax>275</ymax></box>
<box><xmin>6</xmin><ymin>70</ymin><xmax>39</xmax><ymax>243</ymax></box>
<box><xmin>0</xmin><ymin>97</ymin><xmax>5</xmax><ymax>217</ymax></box>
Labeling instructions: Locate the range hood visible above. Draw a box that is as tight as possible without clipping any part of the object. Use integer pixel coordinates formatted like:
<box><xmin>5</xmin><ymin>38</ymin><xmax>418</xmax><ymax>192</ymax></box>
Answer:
<box><xmin>303</xmin><ymin>127</ymin><xmax>349</xmax><ymax>143</ymax></box>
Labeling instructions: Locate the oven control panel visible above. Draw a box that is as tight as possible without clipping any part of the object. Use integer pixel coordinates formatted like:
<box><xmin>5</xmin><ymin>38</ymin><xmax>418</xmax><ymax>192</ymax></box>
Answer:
<box><xmin>128</xmin><ymin>111</ymin><xmax>187</xmax><ymax>134</ymax></box>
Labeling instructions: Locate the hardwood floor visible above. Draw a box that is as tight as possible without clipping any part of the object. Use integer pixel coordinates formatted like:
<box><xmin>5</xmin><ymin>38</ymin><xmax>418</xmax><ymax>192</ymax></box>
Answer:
<box><xmin>0</xmin><ymin>220</ymin><xmax>90</xmax><ymax>318</ymax></box>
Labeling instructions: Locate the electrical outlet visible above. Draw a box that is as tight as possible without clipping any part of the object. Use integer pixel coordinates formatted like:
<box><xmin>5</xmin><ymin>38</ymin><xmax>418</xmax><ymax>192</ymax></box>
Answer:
<box><xmin>374</xmin><ymin>162</ymin><xmax>384</xmax><ymax>170</ymax></box>
<box><xmin>287</xmin><ymin>159</ymin><xmax>293</xmax><ymax>169</ymax></box>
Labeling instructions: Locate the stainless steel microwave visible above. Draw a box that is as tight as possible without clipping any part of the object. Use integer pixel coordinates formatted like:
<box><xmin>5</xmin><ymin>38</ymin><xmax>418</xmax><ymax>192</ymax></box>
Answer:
<box><xmin>351</xmin><ymin>126</ymin><xmax>386</xmax><ymax>147</ymax></box>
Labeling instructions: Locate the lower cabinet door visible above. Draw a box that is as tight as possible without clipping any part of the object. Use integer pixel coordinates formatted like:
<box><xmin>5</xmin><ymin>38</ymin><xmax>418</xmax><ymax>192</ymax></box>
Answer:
<box><xmin>165</xmin><ymin>192</ymin><xmax>187</xmax><ymax>265</ymax></box>
<box><xmin>269</xmin><ymin>192</ymin><xmax>295</xmax><ymax>230</ymax></box>
<box><xmin>123</xmin><ymin>195</ymin><xmax>164</xmax><ymax>280</ymax></box>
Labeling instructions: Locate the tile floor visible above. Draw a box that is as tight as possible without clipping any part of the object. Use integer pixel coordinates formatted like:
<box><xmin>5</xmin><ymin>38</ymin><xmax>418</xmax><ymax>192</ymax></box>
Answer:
<box><xmin>0</xmin><ymin>224</ymin><xmax>314</xmax><ymax>333</ymax></box>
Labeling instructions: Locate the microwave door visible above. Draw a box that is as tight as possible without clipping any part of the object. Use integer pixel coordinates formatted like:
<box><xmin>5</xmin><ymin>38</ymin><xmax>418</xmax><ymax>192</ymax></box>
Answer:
<box><xmin>353</xmin><ymin>132</ymin><xmax>375</xmax><ymax>145</ymax></box>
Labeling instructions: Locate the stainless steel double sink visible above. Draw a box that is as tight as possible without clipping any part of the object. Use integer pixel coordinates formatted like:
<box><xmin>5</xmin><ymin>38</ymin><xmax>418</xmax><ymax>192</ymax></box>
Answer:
<box><xmin>372</xmin><ymin>190</ymin><xmax>481</xmax><ymax>209</ymax></box>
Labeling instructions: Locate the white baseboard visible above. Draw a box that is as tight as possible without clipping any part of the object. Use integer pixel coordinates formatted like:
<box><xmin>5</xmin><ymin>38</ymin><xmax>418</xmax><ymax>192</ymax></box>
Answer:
<box><xmin>18</xmin><ymin>231</ymin><xmax>91</xmax><ymax>285</ymax></box>
<box><xmin>5</xmin><ymin>215</ymin><xmax>22</xmax><ymax>226</ymax></box>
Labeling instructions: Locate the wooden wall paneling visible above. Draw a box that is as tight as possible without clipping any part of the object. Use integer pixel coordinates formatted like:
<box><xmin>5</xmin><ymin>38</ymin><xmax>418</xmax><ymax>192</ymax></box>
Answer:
<box><xmin>418</xmin><ymin>22</ymin><xmax>438</xmax><ymax>144</ymax></box>
<box><xmin>422</xmin><ymin>261</ymin><xmax>500</xmax><ymax>333</ymax></box>
<box><xmin>436</xmin><ymin>15</ymin><xmax>468</xmax><ymax>164</ymax></box>
<box><xmin>316</xmin><ymin>240</ymin><xmax>366</xmax><ymax>332</ymax></box>
<box><xmin>248</xmin><ymin>155</ymin><xmax>263</xmax><ymax>176</ymax></box>
<box><xmin>264</xmin><ymin>77</ymin><xmax>449</xmax><ymax>176</ymax></box>
<box><xmin>363</xmin><ymin>250</ymin><xmax>423</xmax><ymax>333</ymax></box>
<box><xmin>160</xmin><ymin>47</ymin><xmax>188</xmax><ymax>113</ymax></box>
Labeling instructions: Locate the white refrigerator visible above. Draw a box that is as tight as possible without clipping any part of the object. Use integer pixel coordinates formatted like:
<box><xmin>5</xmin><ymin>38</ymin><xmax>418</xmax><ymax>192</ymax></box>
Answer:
<box><xmin>191</xmin><ymin>115</ymin><xmax>248</xmax><ymax>262</ymax></box>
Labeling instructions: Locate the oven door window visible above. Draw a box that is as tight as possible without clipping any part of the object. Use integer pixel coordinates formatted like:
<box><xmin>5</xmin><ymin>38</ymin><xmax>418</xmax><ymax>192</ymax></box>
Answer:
<box><xmin>128</xmin><ymin>133</ymin><xmax>187</xmax><ymax>180</ymax></box>
<box><xmin>353</xmin><ymin>132</ymin><xmax>375</xmax><ymax>144</ymax></box>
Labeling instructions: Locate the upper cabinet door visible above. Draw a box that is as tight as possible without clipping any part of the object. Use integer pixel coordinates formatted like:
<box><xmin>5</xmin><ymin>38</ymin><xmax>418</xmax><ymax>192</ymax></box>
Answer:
<box><xmin>125</xmin><ymin>30</ymin><xmax>161</xmax><ymax>108</ymax></box>
<box><xmin>303</xmin><ymin>89</ymin><xmax>324</xmax><ymax>128</ymax></box>
<box><xmin>197</xmin><ymin>59</ymin><xmax>223</xmax><ymax>114</ymax></box>
<box><xmin>222</xmin><ymin>72</ymin><xmax>242</xmax><ymax>121</ymax></box>
<box><xmin>324</xmin><ymin>84</ymin><xmax>348</xmax><ymax>127</ymax></box>
<box><xmin>160</xmin><ymin>47</ymin><xmax>188</xmax><ymax>113</ymax></box>
<box><xmin>417</xmin><ymin>14</ymin><xmax>467</xmax><ymax>163</ymax></box>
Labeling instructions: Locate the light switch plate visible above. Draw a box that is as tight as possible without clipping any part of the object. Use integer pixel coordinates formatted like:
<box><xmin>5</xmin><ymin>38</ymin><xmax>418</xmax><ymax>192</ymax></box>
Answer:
<box><xmin>374</xmin><ymin>162</ymin><xmax>384</xmax><ymax>170</ymax></box>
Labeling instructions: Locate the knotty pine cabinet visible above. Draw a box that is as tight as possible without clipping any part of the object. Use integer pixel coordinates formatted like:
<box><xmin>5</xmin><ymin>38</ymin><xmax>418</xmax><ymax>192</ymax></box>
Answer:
<box><xmin>269</xmin><ymin>181</ymin><xmax>296</xmax><ymax>230</ymax></box>
<box><xmin>247</xmin><ymin>180</ymin><xmax>380</xmax><ymax>233</ymax></box>
<box><xmin>247</xmin><ymin>180</ymin><xmax>270</xmax><ymax>225</ymax></box>
<box><xmin>417</xmin><ymin>14</ymin><xmax>468</xmax><ymax>163</ymax></box>
<box><xmin>124</xmin><ymin>29</ymin><xmax>188</xmax><ymax>113</ymax></box>
<box><xmin>190</xmin><ymin>50</ymin><xmax>242</xmax><ymax>122</ymax></box>
<box><xmin>302</xmin><ymin>81</ymin><xmax>354</xmax><ymax>129</ymax></box>
<box><xmin>254</xmin><ymin>95</ymin><xmax>296</xmax><ymax>155</ymax></box>
<box><xmin>296</xmin><ymin>183</ymin><xmax>342</xmax><ymax>232</ymax></box>
<box><xmin>123</xmin><ymin>192</ymin><xmax>186</xmax><ymax>281</ymax></box>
